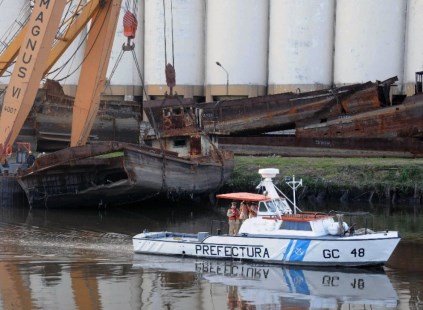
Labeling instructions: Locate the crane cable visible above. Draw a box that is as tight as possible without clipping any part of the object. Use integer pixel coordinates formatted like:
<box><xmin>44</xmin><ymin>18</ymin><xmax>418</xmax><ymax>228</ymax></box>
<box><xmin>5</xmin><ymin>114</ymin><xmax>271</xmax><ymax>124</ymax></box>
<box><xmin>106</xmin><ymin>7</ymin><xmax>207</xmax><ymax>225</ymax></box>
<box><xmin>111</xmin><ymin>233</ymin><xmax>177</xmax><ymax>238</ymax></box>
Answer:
<box><xmin>47</xmin><ymin>1</ymin><xmax>102</xmax><ymax>81</ymax></box>
<box><xmin>170</xmin><ymin>0</ymin><xmax>175</xmax><ymax>67</ymax></box>
<box><xmin>0</xmin><ymin>3</ymin><xmax>31</xmax><ymax>53</ymax></box>
<box><xmin>49</xmin><ymin>3</ymin><xmax>107</xmax><ymax>82</ymax></box>
<box><xmin>162</xmin><ymin>0</ymin><xmax>175</xmax><ymax>68</ymax></box>
<box><xmin>106</xmin><ymin>49</ymin><xmax>124</xmax><ymax>85</ymax></box>
<box><xmin>107</xmin><ymin>0</ymin><xmax>139</xmax><ymax>86</ymax></box>
<box><xmin>0</xmin><ymin>2</ymin><xmax>32</xmax><ymax>75</ymax></box>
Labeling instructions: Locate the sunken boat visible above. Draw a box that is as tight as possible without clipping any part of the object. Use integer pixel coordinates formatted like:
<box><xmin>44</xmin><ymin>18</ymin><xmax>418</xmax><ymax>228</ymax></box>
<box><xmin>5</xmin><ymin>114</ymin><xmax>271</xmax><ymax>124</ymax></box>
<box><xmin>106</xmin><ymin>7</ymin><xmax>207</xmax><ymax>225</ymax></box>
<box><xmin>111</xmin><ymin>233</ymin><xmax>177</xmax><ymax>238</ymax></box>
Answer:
<box><xmin>198</xmin><ymin>77</ymin><xmax>396</xmax><ymax>136</ymax></box>
<box><xmin>204</xmin><ymin>75</ymin><xmax>423</xmax><ymax>158</ymax></box>
<box><xmin>14</xmin><ymin>77</ymin><xmax>395</xmax><ymax>153</ymax></box>
<box><xmin>17</xmin><ymin>97</ymin><xmax>234</xmax><ymax>208</ymax></box>
<box><xmin>217</xmin><ymin>91</ymin><xmax>423</xmax><ymax>158</ymax></box>
<box><xmin>16</xmin><ymin>80</ymin><xmax>142</xmax><ymax>152</ymax></box>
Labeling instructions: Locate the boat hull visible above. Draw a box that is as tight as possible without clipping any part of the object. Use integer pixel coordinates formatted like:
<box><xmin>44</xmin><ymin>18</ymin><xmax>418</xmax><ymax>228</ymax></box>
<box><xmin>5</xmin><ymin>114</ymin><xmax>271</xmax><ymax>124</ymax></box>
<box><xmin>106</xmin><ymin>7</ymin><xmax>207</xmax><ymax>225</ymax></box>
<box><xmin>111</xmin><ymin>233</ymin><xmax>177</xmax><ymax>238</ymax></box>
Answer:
<box><xmin>17</xmin><ymin>142</ymin><xmax>233</xmax><ymax>208</ymax></box>
<box><xmin>124</xmin><ymin>145</ymin><xmax>233</xmax><ymax>199</ymax></box>
<box><xmin>133</xmin><ymin>231</ymin><xmax>400</xmax><ymax>267</ymax></box>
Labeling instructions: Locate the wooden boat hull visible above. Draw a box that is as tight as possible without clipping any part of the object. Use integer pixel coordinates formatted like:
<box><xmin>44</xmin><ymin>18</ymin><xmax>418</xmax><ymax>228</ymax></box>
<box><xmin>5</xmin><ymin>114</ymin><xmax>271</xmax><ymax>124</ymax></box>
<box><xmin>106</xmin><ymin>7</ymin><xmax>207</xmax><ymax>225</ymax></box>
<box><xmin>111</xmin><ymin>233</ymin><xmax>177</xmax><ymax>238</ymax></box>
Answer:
<box><xmin>17</xmin><ymin>142</ymin><xmax>233</xmax><ymax>208</ymax></box>
<box><xmin>124</xmin><ymin>145</ymin><xmax>233</xmax><ymax>198</ymax></box>
<box><xmin>132</xmin><ymin>231</ymin><xmax>400</xmax><ymax>267</ymax></box>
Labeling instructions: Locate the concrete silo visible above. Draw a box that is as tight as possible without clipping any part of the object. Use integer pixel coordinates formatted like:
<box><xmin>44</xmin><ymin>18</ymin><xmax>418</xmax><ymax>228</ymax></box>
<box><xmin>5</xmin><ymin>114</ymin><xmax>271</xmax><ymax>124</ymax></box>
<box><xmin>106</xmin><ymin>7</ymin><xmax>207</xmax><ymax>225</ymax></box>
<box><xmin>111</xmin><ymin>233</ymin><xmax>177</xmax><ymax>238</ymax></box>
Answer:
<box><xmin>144</xmin><ymin>0</ymin><xmax>205</xmax><ymax>100</ymax></box>
<box><xmin>205</xmin><ymin>0</ymin><xmax>269</xmax><ymax>101</ymax></box>
<box><xmin>268</xmin><ymin>0</ymin><xmax>335</xmax><ymax>94</ymax></box>
<box><xmin>404</xmin><ymin>0</ymin><xmax>423</xmax><ymax>95</ymax></box>
<box><xmin>334</xmin><ymin>0</ymin><xmax>406</xmax><ymax>92</ymax></box>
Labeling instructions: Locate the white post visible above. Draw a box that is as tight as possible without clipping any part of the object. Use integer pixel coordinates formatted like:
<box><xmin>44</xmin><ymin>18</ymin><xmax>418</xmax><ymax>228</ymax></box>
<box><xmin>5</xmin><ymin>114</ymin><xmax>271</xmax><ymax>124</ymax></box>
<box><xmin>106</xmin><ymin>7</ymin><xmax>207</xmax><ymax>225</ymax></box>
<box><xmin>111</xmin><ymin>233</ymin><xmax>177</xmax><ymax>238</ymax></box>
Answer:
<box><xmin>293</xmin><ymin>175</ymin><xmax>297</xmax><ymax>214</ymax></box>
<box><xmin>285</xmin><ymin>175</ymin><xmax>302</xmax><ymax>214</ymax></box>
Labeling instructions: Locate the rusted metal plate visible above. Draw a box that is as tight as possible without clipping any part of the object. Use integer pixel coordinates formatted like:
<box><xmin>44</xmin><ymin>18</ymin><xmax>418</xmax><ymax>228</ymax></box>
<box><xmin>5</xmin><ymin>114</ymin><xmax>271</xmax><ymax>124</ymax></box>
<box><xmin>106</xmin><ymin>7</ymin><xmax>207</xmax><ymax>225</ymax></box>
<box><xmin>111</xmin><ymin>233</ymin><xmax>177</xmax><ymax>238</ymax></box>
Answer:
<box><xmin>19</xmin><ymin>141</ymin><xmax>127</xmax><ymax>175</ymax></box>
<box><xmin>218</xmin><ymin>136</ymin><xmax>423</xmax><ymax>158</ymax></box>
<box><xmin>296</xmin><ymin>94</ymin><xmax>423</xmax><ymax>139</ymax></box>
<box><xmin>17</xmin><ymin>81</ymin><xmax>142</xmax><ymax>152</ymax></box>
<box><xmin>198</xmin><ymin>80</ymin><xmax>395</xmax><ymax>136</ymax></box>
<box><xmin>189</xmin><ymin>135</ymin><xmax>201</xmax><ymax>156</ymax></box>
<box><xmin>141</xmin><ymin>81</ymin><xmax>397</xmax><ymax>138</ymax></box>
<box><xmin>143</xmin><ymin>97</ymin><xmax>200</xmax><ymax>137</ymax></box>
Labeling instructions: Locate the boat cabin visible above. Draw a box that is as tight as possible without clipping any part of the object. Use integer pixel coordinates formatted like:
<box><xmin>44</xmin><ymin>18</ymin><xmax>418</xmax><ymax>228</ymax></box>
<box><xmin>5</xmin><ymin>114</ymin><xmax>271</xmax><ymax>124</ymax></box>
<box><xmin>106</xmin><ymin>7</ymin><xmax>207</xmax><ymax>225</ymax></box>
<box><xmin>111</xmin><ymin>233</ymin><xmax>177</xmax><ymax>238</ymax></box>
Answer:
<box><xmin>216</xmin><ymin>168</ymin><xmax>351</xmax><ymax>237</ymax></box>
<box><xmin>216</xmin><ymin>192</ymin><xmax>292</xmax><ymax>217</ymax></box>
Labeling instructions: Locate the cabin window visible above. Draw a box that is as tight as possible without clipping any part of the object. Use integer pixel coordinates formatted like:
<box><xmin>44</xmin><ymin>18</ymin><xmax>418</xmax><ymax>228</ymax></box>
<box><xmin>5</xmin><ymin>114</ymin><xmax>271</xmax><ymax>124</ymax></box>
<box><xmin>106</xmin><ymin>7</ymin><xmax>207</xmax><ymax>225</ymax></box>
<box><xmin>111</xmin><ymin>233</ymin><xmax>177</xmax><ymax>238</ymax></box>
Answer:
<box><xmin>265</xmin><ymin>201</ymin><xmax>277</xmax><ymax>212</ymax></box>
<box><xmin>280</xmin><ymin>221</ymin><xmax>312</xmax><ymax>231</ymax></box>
<box><xmin>163</xmin><ymin>108</ymin><xmax>171</xmax><ymax>117</ymax></box>
<box><xmin>258</xmin><ymin>201</ymin><xmax>277</xmax><ymax>213</ymax></box>
<box><xmin>173</xmin><ymin>138</ymin><xmax>187</xmax><ymax>148</ymax></box>
<box><xmin>259</xmin><ymin>202</ymin><xmax>267</xmax><ymax>212</ymax></box>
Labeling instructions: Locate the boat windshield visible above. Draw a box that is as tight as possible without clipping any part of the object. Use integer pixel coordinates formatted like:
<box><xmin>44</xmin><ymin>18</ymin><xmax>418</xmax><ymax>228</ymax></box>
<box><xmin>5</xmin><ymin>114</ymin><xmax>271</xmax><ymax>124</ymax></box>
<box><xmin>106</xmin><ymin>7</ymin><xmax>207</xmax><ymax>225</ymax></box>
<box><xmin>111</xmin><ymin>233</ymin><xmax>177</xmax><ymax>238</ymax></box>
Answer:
<box><xmin>272</xmin><ymin>199</ymin><xmax>291</xmax><ymax>213</ymax></box>
<box><xmin>259</xmin><ymin>201</ymin><xmax>277</xmax><ymax>213</ymax></box>
<box><xmin>259</xmin><ymin>199</ymin><xmax>292</xmax><ymax>214</ymax></box>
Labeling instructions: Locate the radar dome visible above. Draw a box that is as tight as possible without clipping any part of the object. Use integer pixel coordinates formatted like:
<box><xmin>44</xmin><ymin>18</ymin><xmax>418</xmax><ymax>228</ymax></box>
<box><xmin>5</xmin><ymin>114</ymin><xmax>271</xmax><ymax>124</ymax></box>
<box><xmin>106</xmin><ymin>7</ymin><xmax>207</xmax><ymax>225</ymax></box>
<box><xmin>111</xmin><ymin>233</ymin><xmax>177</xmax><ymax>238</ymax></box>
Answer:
<box><xmin>258</xmin><ymin>168</ymin><xmax>279</xmax><ymax>179</ymax></box>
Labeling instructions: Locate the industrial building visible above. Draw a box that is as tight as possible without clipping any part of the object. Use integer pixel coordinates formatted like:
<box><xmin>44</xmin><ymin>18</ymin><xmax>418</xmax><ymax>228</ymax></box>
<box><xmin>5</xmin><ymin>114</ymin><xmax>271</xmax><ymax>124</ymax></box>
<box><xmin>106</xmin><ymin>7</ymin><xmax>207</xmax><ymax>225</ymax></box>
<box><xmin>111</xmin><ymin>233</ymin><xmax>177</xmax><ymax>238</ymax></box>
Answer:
<box><xmin>0</xmin><ymin>0</ymin><xmax>422</xmax><ymax>103</ymax></box>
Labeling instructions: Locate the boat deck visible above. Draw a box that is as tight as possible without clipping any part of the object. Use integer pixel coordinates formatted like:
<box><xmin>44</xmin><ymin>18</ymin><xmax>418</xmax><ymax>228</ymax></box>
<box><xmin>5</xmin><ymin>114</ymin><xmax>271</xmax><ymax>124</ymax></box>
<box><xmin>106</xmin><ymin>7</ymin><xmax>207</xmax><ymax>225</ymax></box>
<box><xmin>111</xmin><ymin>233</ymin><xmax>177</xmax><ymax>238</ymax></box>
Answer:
<box><xmin>135</xmin><ymin>229</ymin><xmax>398</xmax><ymax>243</ymax></box>
<box><xmin>140</xmin><ymin>232</ymin><xmax>209</xmax><ymax>242</ymax></box>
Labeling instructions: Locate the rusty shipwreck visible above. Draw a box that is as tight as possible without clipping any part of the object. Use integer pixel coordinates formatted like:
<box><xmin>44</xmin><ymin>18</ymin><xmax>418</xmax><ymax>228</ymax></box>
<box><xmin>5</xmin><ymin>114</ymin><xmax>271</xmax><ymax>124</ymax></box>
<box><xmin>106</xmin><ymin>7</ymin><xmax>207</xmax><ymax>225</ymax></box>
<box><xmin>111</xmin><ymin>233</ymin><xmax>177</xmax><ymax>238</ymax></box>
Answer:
<box><xmin>197</xmin><ymin>76</ymin><xmax>422</xmax><ymax>158</ymax></box>
<box><xmin>0</xmin><ymin>0</ymin><xmax>421</xmax><ymax>209</ymax></box>
<box><xmin>28</xmin><ymin>80</ymin><xmax>142</xmax><ymax>151</ymax></box>
<box><xmin>0</xmin><ymin>0</ymin><xmax>233</xmax><ymax>208</ymax></box>
<box><xmin>17</xmin><ymin>97</ymin><xmax>234</xmax><ymax>208</ymax></box>
<box><xmin>9</xmin><ymin>75</ymin><xmax>423</xmax><ymax>208</ymax></box>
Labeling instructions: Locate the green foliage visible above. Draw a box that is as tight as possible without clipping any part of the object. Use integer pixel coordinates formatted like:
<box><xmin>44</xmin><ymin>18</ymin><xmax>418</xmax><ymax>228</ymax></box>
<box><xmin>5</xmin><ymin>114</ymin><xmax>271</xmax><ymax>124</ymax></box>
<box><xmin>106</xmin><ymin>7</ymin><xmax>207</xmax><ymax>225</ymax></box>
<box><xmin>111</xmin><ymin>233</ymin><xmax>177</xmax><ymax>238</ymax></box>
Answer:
<box><xmin>227</xmin><ymin>156</ymin><xmax>423</xmax><ymax>200</ymax></box>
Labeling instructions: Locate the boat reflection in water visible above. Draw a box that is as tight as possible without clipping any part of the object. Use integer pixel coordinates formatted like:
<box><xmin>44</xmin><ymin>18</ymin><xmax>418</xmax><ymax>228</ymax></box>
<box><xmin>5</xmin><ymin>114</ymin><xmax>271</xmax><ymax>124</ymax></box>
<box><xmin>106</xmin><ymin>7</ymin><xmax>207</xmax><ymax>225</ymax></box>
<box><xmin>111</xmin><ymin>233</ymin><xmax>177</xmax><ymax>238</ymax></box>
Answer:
<box><xmin>133</xmin><ymin>256</ymin><xmax>398</xmax><ymax>309</ymax></box>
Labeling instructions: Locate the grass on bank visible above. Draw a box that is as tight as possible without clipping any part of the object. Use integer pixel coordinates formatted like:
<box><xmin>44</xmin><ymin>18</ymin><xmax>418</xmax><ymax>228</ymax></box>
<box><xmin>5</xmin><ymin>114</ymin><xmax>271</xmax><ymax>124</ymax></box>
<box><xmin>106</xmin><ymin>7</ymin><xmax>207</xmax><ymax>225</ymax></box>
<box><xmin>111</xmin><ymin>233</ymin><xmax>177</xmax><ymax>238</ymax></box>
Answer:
<box><xmin>227</xmin><ymin>156</ymin><xmax>423</xmax><ymax>200</ymax></box>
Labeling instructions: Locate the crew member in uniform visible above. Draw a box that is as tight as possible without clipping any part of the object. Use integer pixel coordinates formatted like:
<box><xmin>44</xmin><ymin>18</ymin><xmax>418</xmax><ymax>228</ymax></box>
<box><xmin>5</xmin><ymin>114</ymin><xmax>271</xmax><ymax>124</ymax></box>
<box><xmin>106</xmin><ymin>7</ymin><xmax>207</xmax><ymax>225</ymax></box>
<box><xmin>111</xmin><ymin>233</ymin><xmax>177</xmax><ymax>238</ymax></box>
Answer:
<box><xmin>227</xmin><ymin>202</ymin><xmax>240</xmax><ymax>235</ymax></box>
<box><xmin>239</xmin><ymin>201</ymin><xmax>249</xmax><ymax>224</ymax></box>
<box><xmin>249</xmin><ymin>203</ymin><xmax>258</xmax><ymax>218</ymax></box>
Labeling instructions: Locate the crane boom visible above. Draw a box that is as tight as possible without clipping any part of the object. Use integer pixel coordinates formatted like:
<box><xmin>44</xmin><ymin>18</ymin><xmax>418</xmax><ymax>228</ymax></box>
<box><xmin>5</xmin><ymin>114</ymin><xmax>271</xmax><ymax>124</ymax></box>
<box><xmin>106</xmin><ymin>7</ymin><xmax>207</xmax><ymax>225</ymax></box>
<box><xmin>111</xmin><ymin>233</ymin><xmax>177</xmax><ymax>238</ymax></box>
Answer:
<box><xmin>0</xmin><ymin>0</ymin><xmax>67</xmax><ymax>159</ymax></box>
<box><xmin>45</xmin><ymin>0</ymin><xmax>101</xmax><ymax>74</ymax></box>
<box><xmin>0</xmin><ymin>1</ymin><xmax>102</xmax><ymax>78</ymax></box>
<box><xmin>0</xmin><ymin>0</ymin><xmax>120</xmax><ymax>160</ymax></box>
<box><xmin>0</xmin><ymin>24</ymin><xmax>28</xmax><ymax>78</ymax></box>
<box><xmin>71</xmin><ymin>0</ymin><xmax>122</xmax><ymax>146</ymax></box>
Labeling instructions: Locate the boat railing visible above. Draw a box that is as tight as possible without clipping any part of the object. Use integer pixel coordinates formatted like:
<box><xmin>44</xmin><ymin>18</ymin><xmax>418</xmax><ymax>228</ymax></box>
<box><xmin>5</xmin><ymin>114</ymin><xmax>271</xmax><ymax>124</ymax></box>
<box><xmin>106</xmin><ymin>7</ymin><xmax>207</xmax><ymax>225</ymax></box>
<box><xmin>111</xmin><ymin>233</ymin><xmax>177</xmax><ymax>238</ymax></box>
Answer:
<box><xmin>328</xmin><ymin>210</ymin><xmax>374</xmax><ymax>235</ymax></box>
<box><xmin>279</xmin><ymin>213</ymin><xmax>333</xmax><ymax>221</ymax></box>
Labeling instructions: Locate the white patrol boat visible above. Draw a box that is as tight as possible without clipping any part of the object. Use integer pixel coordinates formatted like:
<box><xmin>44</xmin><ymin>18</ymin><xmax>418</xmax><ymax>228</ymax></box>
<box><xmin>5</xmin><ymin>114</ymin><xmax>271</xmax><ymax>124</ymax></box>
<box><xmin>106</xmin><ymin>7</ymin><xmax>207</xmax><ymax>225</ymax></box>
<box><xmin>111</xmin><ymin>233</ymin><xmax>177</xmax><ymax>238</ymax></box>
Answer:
<box><xmin>132</xmin><ymin>168</ymin><xmax>401</xmax><ymax>267</ymax></box>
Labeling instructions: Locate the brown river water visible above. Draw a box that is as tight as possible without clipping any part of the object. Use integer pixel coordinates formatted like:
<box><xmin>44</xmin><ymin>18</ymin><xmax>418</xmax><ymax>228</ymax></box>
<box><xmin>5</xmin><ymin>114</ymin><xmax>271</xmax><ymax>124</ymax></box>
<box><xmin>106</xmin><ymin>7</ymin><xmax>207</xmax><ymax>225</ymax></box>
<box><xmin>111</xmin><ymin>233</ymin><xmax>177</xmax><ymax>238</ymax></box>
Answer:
<box><xmin>0</xmin><ymin>201</ymin><xmax>422</xmax><ymax>310</ymax></box>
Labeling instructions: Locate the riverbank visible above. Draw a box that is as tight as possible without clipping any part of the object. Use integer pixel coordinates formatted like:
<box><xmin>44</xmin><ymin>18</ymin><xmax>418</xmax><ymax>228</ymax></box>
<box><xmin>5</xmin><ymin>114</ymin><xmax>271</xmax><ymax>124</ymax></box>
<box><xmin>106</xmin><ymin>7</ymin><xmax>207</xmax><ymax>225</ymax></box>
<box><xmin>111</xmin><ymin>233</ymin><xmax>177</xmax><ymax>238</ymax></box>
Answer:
<box><xmin>223</xmin><ymin>156</ymin><xmax>423</xmax><ymax>204</ymax></box>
